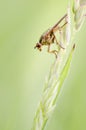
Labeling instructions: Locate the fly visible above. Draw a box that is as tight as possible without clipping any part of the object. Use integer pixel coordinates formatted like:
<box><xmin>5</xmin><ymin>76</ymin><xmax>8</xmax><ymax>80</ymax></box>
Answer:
<box><xmin>34</xmin><ymin>14</ymin><xmax>68</xmax><ymax>58</ymax></box>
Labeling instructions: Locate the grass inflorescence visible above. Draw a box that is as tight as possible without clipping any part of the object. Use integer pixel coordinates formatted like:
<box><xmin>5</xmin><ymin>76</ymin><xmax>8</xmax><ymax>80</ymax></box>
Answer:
<box><xmin>31</xmin><ymin>0</ymin><xmax>86</xmax><ymax>130</ymax></box>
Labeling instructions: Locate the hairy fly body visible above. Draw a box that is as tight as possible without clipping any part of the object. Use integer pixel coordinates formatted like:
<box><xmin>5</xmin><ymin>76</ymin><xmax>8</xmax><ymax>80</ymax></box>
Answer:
<box><xmin>34</xmin><ymin>14</ymin><xmax>68</xmax><ymax>58</ymax></box>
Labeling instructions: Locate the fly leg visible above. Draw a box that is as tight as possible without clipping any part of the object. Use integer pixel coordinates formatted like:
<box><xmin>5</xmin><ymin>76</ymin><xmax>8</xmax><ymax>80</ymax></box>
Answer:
<box><xmin>52</xmin><ymin>21</ymin><xmax>68</xmax><ymax>49</ymax></box>
<box><xmin>60</xmin><ymin>21</ymin><xmax>68</xmax><ymax>29</ymax></box>
<box><xmin>52</xmin><ymin>32</ymin><xmax>65</xmax><ymax>49</ymax></box>
<box><xmin>47</xmin><ymin>44</ymin><xmax>58</xmax><ymax>58</ymax></box>
<box><xmin>57</xmin><ymin>21</ymin><xmax>68</xmax><ymax>49</ymax></box>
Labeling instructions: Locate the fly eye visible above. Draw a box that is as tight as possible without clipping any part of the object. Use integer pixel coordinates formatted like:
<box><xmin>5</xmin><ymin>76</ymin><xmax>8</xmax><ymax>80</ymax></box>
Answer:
<box><xmin>37</xmin><ymin>43</ymin><xmax>41</xmax><ymax>48</ymax></box>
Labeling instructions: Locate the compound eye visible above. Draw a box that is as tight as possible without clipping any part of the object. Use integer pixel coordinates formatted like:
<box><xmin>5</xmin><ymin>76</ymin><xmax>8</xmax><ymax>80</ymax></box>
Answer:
<box><xmin>36</xmin><ymin>43</ymin><xmax>41</xmax><ymax>48</ymax></box>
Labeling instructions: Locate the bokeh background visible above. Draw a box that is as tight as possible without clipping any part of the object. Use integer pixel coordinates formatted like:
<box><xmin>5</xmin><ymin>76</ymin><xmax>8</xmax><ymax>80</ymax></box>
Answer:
<box><xmin>0</xmin><ymin>0</ymin><xmax>86</xmax><ymax>130</ymax></box>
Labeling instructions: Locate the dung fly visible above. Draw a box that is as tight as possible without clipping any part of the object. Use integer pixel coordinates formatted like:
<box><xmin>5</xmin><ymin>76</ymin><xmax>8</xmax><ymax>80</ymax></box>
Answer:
<box><xmin>34</xmin><ymin>14</ymin><xmax>68</xmax><ymax>58</ymax></box>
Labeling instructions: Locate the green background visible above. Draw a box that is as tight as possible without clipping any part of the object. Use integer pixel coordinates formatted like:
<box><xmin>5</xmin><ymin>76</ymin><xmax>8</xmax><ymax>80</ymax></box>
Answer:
<box><xmin>0</xmin><ymin>0</ymin><xmax>86</xmax><ymax>130</ymax></box>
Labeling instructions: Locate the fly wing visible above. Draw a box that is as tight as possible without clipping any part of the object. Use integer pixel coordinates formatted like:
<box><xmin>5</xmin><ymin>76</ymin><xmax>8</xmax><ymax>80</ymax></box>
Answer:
<box><xmin>51</xmin><ymin>14</ymin><xmax>67</xmax><ymax>31</ymax></box>
<box><xmin>45</xmin><ymin>14</ymin><xmax>67</xmax><ymax>36</ymax></box>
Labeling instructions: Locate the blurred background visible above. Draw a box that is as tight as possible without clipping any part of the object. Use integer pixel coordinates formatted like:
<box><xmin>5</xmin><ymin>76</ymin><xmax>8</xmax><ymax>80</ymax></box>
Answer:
<box><xmin>0</xmin><ymin>0</ymin><xmax>86</xmax><ymax>130</ymax></box>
